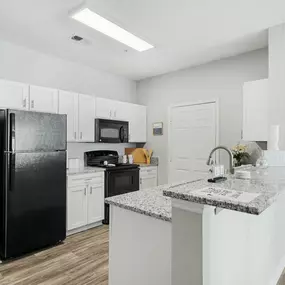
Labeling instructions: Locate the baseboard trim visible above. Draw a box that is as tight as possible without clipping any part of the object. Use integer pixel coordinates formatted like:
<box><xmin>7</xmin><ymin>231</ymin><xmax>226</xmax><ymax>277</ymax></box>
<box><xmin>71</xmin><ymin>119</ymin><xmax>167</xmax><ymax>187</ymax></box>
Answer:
<box><xmin>67</xmin><ymin>221</ymin><xmax>103</xmax><ymax>236</ymax></box>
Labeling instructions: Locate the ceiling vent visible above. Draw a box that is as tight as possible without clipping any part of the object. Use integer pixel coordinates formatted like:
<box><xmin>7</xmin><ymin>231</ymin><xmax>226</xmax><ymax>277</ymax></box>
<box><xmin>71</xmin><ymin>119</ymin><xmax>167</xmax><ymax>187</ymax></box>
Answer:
<box><xmin>71</xmin><ymin>35</ymin><xmax>84</xmax><ymax>41</ymax></box>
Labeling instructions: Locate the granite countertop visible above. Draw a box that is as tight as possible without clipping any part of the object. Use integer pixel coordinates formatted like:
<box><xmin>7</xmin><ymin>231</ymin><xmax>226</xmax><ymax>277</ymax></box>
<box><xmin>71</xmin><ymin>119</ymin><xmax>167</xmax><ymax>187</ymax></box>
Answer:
<box><xmin>164</xmin><ymin>178</ymin><xmax>278</xmax><ymax>215</ymax></box>
<box><xmin>67</xmin><ymin>166</ymin><xmax>105</xmax><ymax>176</ymax></box>
<box><xmin>137</xmin><ymin>163</ymin><xmax>158</xmax><ymax>167</ymax></box>
<box><xmin>105</xmin><ymin>180</ymin><xmax>196</xmax><ymax>222</ymax></box>
<box><xmin>106</xmin><ymin>185</ymin><xmax>171</xmax><ymax>222</ymax></box>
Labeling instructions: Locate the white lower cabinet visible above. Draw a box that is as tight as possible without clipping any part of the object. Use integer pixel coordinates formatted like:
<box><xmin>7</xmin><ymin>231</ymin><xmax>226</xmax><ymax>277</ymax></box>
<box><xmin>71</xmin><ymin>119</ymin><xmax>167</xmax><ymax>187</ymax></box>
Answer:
<box><xmin>87</xmin><ymin>183</ymin><xmax>105</xmax><ymax>224</ymax></box>
<box><xmin>67</xmin><ymin>172</ymin><xmax>104</xmax><ymax>233</ymax></box>
<box><xmin>67</xmin><ymin>185</ymin><xmax>87</xmax><ymax>230</ymax></box>
<box><xmin>139</xmin><ymin>166</ymin><xmax>158</xmax><ymax>190</ymax></box>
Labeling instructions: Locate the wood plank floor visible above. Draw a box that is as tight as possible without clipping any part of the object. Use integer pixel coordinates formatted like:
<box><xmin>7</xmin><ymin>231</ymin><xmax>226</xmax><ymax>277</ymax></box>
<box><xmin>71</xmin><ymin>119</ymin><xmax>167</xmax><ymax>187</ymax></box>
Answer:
<box><xmin>0</xmin><ymin>225</ymin><xmax>109</xmax><ymax>285</ymax></box>
<box><xmin>0</xmin><ymin>224</ymin><xmax>285</xmax><ymax>285</ymax></box>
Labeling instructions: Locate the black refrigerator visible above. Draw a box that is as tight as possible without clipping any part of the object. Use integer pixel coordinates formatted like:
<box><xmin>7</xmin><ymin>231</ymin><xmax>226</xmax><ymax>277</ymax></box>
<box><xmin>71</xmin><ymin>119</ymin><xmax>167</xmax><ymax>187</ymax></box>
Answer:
<box><xmin>0</xmin><ymin>109</ymin><xmax>67</xmax><ymax>260</ymax></box>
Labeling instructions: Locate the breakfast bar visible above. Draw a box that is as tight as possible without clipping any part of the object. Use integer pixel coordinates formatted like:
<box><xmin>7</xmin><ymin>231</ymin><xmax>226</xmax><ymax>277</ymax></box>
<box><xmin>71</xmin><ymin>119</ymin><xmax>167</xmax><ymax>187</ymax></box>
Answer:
<box><xmin>106</xmin><ymin>167</ymin><xmax>285</xmax><ymax>285</ymax></box>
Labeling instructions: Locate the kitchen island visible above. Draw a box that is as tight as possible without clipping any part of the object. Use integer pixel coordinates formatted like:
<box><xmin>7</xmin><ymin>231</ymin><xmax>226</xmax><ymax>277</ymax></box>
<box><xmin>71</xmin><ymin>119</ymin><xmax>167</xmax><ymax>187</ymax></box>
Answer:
<box><xmin>106</xmin><ymin>168</ymin><xmax>285</xmax><ymax>285</ymax></box>
<box><xmin>106</xmin><ymin>184</ymin><xmax>173</xmax><ymax>285</ymax></box>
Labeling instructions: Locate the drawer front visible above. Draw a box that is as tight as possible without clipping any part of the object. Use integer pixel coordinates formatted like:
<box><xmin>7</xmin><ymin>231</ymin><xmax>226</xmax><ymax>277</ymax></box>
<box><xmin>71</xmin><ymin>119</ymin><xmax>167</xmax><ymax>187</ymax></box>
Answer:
<box><xmin>140</xmin><ymin>167</ymin><xmax>157</xmax><ymax>178</ymax></box>
<box><xmin>68</xmin><ymin>172</ymin><xmax>104</xmax><ymax>187</ymax></box>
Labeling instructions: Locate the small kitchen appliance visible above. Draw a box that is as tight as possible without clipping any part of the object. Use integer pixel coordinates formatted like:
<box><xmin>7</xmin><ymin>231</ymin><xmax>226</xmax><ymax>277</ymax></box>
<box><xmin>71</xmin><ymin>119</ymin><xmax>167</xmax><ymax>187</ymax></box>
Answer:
<box><xmin>95</xmin><ymin>119</ymin><xmax>129</xmax><ymax>143</ymax></box>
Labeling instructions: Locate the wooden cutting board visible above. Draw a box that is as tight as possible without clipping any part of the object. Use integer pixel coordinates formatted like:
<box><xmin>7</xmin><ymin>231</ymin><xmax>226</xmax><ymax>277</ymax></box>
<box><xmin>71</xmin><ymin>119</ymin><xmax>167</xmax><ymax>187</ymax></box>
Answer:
<box><xmin>125</xmin><ymin>148</ymin><xmax>147</xmax><ymax>163</ymax></box>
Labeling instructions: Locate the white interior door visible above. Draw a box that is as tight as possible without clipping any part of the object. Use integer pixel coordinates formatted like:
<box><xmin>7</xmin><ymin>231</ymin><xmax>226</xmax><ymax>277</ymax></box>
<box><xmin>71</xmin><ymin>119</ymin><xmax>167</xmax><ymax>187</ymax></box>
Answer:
<box><xmin>169</xmin><ymin>102</ymin><xmax>217</xmax><ymax>183</ymax></box>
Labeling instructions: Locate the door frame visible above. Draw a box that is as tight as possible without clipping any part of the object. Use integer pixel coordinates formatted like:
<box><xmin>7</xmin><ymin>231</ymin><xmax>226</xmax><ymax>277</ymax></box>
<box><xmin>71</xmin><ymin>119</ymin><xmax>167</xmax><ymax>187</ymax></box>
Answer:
<box><xmin>168</xmin><ymin>99</ymin><xmax>219</xmax><ymax>184</ymax></box>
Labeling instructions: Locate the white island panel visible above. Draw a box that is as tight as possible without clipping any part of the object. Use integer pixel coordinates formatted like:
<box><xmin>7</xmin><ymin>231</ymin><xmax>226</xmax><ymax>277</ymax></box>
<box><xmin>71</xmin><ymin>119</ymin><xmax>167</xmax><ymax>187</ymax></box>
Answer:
<box><xmin>109</xmin><ymin>205</ymin><xmax>171</xmax><ymax>285</ymax></box>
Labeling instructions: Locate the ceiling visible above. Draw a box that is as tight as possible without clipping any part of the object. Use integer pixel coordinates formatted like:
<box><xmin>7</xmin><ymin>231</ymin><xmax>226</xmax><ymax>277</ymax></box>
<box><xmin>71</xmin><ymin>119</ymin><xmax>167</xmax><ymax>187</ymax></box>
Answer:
<box><xmin>0</xmin><ymin>0</ymin><xmax>284</xmax><ymax>80</ymax></box>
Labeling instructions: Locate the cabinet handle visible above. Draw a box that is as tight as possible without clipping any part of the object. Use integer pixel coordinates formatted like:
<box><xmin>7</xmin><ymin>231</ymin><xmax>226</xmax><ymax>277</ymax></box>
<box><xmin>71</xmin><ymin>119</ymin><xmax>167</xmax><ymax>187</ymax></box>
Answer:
<box><xmin>140</xmin><ymin>178</ymin><xmax>142</xmax><ymax>184</ymax></box>
<box><xmin>74</xmin><ymin>132</ymin><xmax>76</xmax><ymax>139</ymax></box>
<box><xmin>31</xmin><ymin>100</ymin><xmax>34</xmax><ymax>109</ymax></box>
<box><xmin>22</xmin><ymin>98</ymin><xmax>26</xmax><ymax>108</ymax></box>
<box><xmin>109</xmin><ymin>110</ymin><xmax>112</xmax><ymax>118</ymax></box>
<box><xmin>84</xmin><ymin>188</ymin><xmax>87</xmax><ymax>195</ymax></box>
<box><xmin>80</xmin><ymin>132</ymin><xmax>83</xmax><ymax>139</ymax></box>
<box><xmin>90</xmin><ymin>186</ymin><xmax>92</xmax><ymax>194</ymax></box>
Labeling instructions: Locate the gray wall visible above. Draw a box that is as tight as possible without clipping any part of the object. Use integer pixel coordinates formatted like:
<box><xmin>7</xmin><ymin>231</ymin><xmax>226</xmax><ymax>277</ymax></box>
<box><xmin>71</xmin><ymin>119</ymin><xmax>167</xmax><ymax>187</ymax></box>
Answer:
<box><xmin>0</xmin><ymin>38</ymin><xmax>137</xmax><ymax>162</ymax></box>
<box><xmin>137</xmin><ymin>48</ymin><xmax>268</xmax><ymax>184</ymax></box>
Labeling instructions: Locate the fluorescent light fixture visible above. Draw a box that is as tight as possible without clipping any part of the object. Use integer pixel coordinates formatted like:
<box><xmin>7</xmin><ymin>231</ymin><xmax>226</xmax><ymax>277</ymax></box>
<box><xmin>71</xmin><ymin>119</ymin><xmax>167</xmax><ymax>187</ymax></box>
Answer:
<box><xmin>71</xmin><ymin>8</ymin><xmax>154</xmax><ymax>52</ymax></box>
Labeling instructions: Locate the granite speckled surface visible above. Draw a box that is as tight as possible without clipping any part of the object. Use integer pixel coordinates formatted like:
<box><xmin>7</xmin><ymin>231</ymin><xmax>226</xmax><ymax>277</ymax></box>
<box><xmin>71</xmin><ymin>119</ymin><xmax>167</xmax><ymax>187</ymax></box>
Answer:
<box><xmin>137</xmin><ymin>163</ymin><xmax>158</xmax><ymax>168</ymax></box>
<box><xmin>106</xmin><ymin>186</ymin><xmax>171</xmax><ymax>222</ymax></box>
<box><xmin>105</xmin><ymin>180</ymin><xmax>196</xmax><ymax>222</ymax></box>
<box><xmin>67</xmin><ymin>167</ymin><xmax>105</xmax><ymax>176</ymax></box>
<box><xmin>164</xmin><ymin>178</ymin><xmax>278</xmax><ymax>215</ymax></box>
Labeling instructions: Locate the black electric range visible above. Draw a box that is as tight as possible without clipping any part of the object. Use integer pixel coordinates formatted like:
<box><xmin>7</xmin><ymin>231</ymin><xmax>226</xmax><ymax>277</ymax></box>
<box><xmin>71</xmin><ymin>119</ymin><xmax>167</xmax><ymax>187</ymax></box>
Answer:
<box><xmin>85</xmin><ymin>150</ymin><xmax>139</xmax><ymax>224</ymax></box>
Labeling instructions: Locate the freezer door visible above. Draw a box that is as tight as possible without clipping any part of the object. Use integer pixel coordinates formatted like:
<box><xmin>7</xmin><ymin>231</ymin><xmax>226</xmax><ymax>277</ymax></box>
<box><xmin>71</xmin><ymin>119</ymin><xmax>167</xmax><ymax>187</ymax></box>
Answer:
<box><xmin>6</xmin><ymin>109</ymin><xmax>66</xmax><ymax>152</ymax></box>
<box><xmin>3</xmin><ymin>151</ymin><xmax>66</xmax><ymax>260</ymax></box>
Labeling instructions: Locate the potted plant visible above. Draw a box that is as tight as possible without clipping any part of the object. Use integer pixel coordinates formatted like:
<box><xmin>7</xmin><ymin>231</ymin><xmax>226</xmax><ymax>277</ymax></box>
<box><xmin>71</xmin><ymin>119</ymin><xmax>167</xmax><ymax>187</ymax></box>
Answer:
<box><xmin>231</xmin><ymin>144</ymin><xmax>250</xmax><ymax>167</ymax></box>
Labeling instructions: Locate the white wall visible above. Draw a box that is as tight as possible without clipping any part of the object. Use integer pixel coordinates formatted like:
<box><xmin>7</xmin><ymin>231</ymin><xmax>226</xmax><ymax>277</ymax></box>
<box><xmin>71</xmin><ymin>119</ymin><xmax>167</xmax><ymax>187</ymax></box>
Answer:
<box><xmin>137</xmin><ymin>48</ymin><xmax>268</xmax><ymax>184</ymax></box>
<box><xmin>0</xmin><ymin>38</ymin><xmax>137</xmax><ymax>160</ymax></box>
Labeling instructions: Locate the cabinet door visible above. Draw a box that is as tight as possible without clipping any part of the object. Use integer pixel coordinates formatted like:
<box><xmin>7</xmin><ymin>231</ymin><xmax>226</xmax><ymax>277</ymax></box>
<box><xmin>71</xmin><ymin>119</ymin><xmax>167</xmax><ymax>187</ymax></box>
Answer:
<box><xmin>78</xmin><ymin>94</ymin><xmax>95</xmax><ymax>142</ymax></box>
<box><xmin>140</xmin><ymin>176</ymin><xmax>157</xmax><ymax>190</ymax></box>
<box><xmin>29</xmin><ymin>85</ymin><xmax>58</xmax><ymax>113</ymax></box>
<box><xmin>95</xmin><ymin>97</ymin><xmax>114</xmax><ymax>119</ymax></box>
<box><xmin>58</xmin><ymin>90</ymin><xmax>78</xmax><ymax>142</ymax></box>
<box><xmin>129</xmin><ymin>105</ymin><xmax>147</xmax><ymax>143</ymax></box>
<box><xmin>0</xmin><ymin>79</ymin><xmax>29</xmax><ymax>110</ymax></box>
<box><xmin>67</xmin><ymin>185</ymin><xmax>88</xmax><ymax>231</ymax></box>
<box><xmin>87</xmin><ymin>183</ymin><xmax>104</xmax><ymax>224</ymax></box>
<box><xmin>113</xmin><ymin>101</ymin><xmax>130</xmax><ymax>121</ymax></box>
<box><xmin>243</xmin><ymin>79</ymin><xmax>268</xmax><ymax>141</ymax></box>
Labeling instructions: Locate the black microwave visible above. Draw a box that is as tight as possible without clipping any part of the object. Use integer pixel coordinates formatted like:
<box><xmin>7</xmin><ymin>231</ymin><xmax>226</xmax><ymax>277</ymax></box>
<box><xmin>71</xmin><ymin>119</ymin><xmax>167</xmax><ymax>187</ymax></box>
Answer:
<box><xmin>95</xmin><ymin>119</ymin><xmax>129</xmax><ymax>143</ymax></box>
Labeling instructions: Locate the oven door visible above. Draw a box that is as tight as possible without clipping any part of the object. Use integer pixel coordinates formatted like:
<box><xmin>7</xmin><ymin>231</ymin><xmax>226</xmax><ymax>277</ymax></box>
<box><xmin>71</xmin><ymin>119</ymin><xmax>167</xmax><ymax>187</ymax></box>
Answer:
<box><xmin>95</xmin><ymin>119</ymin><xmax>129</xmax><ymax>143</ymax></box>
<box><xmin>104</xmin><ymin>168</ymin><xmax>139</xmax><ymax>224</ymax></box>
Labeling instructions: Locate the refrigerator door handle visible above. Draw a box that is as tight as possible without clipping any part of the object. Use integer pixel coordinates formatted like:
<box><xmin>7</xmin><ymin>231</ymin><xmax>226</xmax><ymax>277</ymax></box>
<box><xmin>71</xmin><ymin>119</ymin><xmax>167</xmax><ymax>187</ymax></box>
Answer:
<box><xmin>9</xmin><ymin>113</ymin><xmax>16</xmax><ymax>152</ymax></box>
<box><xmin>7</xmin><ymin>154</ymin><xmax>15</xmax><ymax>191</ymax></box>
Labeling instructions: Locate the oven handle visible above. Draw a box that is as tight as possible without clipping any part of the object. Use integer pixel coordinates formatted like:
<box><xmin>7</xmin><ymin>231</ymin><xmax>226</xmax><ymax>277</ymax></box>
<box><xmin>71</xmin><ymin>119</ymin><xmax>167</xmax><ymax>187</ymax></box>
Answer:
<box><xmin>119</xmin><ymin>126</ymin><xmax>125</xmax><ymax>142</ymax></box>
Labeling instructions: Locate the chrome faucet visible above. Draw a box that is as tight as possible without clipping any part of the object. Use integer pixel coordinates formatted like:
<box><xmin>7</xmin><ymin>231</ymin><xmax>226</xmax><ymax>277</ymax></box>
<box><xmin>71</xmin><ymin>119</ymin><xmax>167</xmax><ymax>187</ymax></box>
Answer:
<box><xmin>206</xmin><ymin>146</ymin><xmax>234</xmax><ymax>174</ymax></box>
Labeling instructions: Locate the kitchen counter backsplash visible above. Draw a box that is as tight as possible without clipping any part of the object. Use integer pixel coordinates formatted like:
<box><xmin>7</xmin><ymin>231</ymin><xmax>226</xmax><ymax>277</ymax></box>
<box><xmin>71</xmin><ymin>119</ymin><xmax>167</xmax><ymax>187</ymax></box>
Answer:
<box><xmin>118</xmin><ymin>156</ymin><xmax>159</xmax><ymax>166</ymax></box>
<box><xmin>67</xmin><ymin>166</ymin><xmax>105</xmax><ymax>176</ymax></box>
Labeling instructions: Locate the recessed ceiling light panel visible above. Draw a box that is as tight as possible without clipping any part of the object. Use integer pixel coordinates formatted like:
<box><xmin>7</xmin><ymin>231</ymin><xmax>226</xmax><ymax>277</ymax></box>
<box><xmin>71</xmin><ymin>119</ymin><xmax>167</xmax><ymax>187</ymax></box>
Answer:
<box><xmin>70</xmin><ymin>8</ymin><xmax>154</xmax><ymax>52</ymax></box>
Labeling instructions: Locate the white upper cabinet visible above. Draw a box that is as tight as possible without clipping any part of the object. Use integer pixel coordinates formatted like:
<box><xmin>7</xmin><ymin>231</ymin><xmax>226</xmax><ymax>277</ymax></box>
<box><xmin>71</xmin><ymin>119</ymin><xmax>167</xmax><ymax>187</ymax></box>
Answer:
<box><xmin>129</xmin><ymin>104</ymin><xmax>147</xmax><ymax>143</ymax></box>
<box><xmin>29</xmin><ymin>85</ymin><xmax>58</xmax><ymax>113</ymax></box>
<box><xmin>58</xmin><ymin>90</ymin><xmax>78</xmax><ymax>142</ymax></box>
<box><xmin>113</xmin><ymin>101</ymin><xmax>130</xmax><ymax>121</ymax></box>
<box><xmin>0</xmin><ymin>79</ymin><xmax>29</xmax><ymax>110</ymax></box>
<box><xmin>243</xmin><ymin>79</ymin><xmax>268</xmax><ymax>141</ymax></box>
<box><xmin>95</xmin><ymin>97</ymin><xmax>116</xmax><ymax>119</ymax></box>
<box><xmin>78</xmin><ymin>94</ymin><xmax>95</xmax><ymax>142</ymax></box>
<box><xmin>95</xmin><ymin>97</ymin><xmax>147</xmax><ymax>142</ymax></box>
<box><xmin>95</xmin><ymin>98</ymin><xmax>129</xmax><ymax>121</ymax></box>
